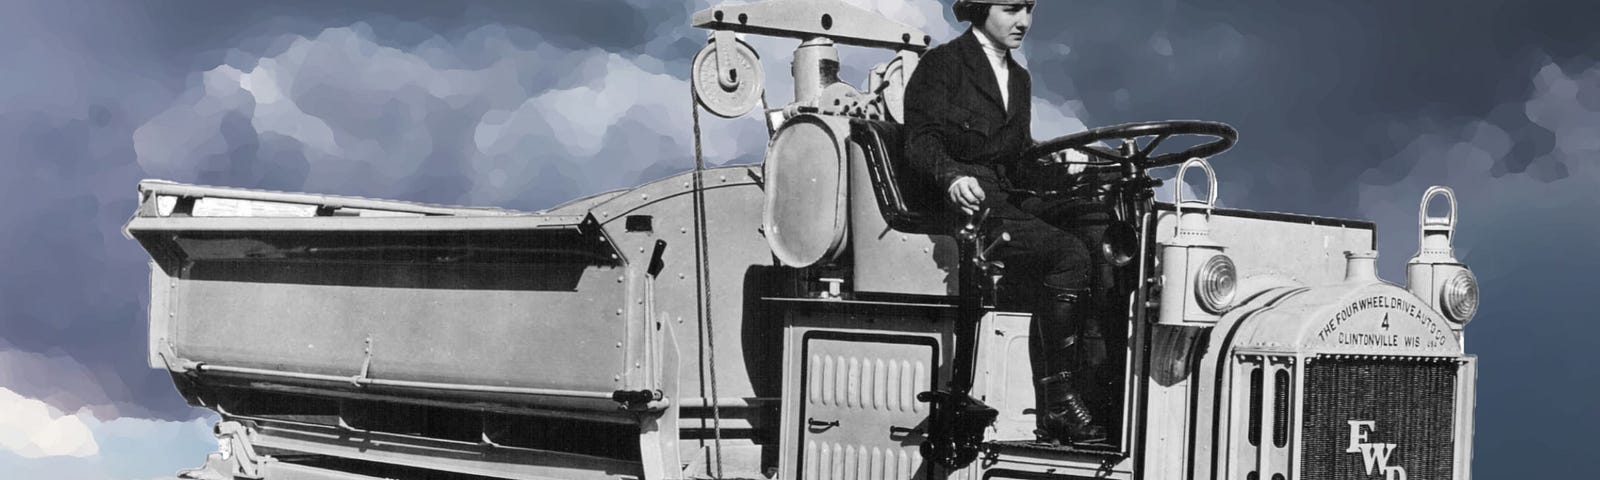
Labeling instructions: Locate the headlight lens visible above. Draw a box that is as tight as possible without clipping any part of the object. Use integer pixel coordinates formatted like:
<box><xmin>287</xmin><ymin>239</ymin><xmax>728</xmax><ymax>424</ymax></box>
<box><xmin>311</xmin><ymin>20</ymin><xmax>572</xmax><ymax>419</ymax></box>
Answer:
<box><xmin>1441</xmin><ymin>270</ymin><xmax>1479</xmax><ymax>323</ymax></box>
<box><xmin>1195</xmin><ymin>254</ymin><xmax>1237</xmax><ymax>313</ymax></box>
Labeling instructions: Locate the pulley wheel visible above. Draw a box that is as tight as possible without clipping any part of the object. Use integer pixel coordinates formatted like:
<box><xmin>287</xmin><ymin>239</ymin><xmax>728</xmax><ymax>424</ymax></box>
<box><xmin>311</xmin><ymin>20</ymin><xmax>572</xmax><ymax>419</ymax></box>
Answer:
<box><xmin>692</xmin><ymin>38</ymin><xmax>764</xmax><ymax>118</ymax></box>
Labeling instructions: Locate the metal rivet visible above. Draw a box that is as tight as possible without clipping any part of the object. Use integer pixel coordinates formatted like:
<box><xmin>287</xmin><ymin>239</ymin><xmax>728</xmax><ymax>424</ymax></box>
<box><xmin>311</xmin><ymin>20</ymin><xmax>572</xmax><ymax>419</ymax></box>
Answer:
<box><xmin>616</xmin><ymin>309</ymin><xmax>623</xmax><ymax>316</ymax></box>
<box><xmin>616</xmin><ymin>342</ymin><xmax>623</xmax><ymax>348</ymax></box>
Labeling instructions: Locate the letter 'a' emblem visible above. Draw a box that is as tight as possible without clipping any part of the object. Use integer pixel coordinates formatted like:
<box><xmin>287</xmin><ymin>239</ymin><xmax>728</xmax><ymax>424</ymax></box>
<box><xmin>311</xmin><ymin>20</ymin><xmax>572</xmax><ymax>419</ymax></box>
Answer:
<box><xmin>1346</xmin><ymin>420</ymin><xmax>1407</xmax><ymax>479</ymax></box>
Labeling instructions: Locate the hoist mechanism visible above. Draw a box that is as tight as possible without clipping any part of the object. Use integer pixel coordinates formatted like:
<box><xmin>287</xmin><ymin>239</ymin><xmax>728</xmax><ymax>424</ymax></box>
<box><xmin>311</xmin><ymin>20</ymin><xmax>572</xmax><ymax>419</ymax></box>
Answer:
<box><xmin>690</xmin><ymin>0</ymin><xmax>929</xmax><ymax>118</ymax></box>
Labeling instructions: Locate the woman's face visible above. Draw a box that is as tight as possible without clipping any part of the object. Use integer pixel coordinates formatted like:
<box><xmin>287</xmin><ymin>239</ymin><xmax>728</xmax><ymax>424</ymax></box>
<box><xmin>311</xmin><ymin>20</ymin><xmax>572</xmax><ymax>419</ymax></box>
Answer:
<box><xmin>979</xmin><ymin>4</ymin><xmax>1034</xmax><ymax>50</ymax></box>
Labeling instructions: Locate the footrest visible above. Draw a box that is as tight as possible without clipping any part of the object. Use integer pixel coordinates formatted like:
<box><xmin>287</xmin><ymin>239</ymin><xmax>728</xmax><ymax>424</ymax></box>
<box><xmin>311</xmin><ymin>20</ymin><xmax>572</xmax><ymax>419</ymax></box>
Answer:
<box><xmin>988</xmin><ymin>440</ymin><xmax>1123</xmax><ymax>456</ymax></box>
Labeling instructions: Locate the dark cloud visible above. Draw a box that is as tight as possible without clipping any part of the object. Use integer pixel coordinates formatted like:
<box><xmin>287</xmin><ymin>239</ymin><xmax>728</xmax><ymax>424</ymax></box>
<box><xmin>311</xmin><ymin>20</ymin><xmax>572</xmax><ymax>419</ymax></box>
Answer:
<box><xmin>1024</xmin><ymin>0</ymin><xmax>1600</xmax><ymax>216</ymax></box>
<box><xmin>1</xmin><ymin>0</ymin><xmax>1596</xmax><ymax>476</ymax></box>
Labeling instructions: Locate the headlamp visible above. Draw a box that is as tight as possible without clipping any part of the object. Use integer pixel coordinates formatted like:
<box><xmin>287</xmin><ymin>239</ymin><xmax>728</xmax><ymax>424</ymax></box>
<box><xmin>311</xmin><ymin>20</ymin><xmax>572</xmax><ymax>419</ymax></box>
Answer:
<box><xmin>1195</xmin><ymin>254</ymin><xmax>1237</xmax><ymax>313</ymax></box>
<box><xmin>1441</xmin><ymin>269</ymin><xmax>1479</xmax><ymax>324</ymax></box>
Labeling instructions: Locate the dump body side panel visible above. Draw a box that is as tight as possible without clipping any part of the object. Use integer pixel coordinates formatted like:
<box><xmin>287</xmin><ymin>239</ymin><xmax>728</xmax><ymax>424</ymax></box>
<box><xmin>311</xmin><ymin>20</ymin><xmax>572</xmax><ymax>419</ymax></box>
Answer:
<box><xmin>170</xmin><ymin>254</ymin><xmax>627</xmax><ymax>392</ymax></box>
<box><xmin>128</xmin><ymin>193</ymin><xmax>636</xmax><ymax>404</ymax></box>
<box><xmin>131</xmin><ymin>168</ymin><xmax>785</xmax><ymax>477</ymax></box>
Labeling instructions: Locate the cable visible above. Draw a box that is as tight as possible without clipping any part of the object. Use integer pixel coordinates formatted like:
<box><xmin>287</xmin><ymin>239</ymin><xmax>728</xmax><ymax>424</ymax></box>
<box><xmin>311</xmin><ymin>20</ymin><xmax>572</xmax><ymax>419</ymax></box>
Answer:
<box><xmin>689</xmin><ymin>80</ymin><xmax>724</xmax><ymax>480</ymax></box>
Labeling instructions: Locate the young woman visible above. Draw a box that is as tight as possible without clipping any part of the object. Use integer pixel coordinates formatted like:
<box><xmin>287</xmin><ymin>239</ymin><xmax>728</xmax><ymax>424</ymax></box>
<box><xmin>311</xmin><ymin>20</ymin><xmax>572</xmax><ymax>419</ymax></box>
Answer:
<box><xmin>904</xmin><ymin>0</ymin><xmax>1110</xmax><ymax>446</ymax></box>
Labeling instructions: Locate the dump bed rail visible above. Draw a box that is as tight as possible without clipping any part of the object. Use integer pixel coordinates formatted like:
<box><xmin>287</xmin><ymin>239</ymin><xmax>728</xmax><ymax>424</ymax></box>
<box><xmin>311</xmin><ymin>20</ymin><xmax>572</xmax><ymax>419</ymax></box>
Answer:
<box><xmin>134</xmin><ymin>180</ymin><xmax>521</xmax><ymax>217</ymax></box>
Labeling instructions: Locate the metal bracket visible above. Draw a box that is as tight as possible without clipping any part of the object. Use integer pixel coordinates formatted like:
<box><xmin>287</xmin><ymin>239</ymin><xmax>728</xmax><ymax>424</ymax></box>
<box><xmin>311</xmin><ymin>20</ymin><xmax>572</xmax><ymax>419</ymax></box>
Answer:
<box><xmin>156</xmin><ymin>340</ymin><xmax>200</xmax><ymax>373</ymax></box>
<box><xmin>352</xmin><ymin>336</ymin><xmax>374</xmax><ymax>387</ymax></box>
<box><xmin>691</xmin><ymin>0</ymin><xmax>930</xmax><ymax>52</ymax></box>
<box><xmin>612</xmin><ymin>389</ymin><xmax>670</xmax><ymax>411</ymax></box>
<box><xmin>713</xmin><ymin>30</ymin><xmax>740</xmax><ymax>90</ymax></box>
<box><xmin>183</xmin><ymin>419</ymin><xmax>273</xmax><ymax>480</ymax></box>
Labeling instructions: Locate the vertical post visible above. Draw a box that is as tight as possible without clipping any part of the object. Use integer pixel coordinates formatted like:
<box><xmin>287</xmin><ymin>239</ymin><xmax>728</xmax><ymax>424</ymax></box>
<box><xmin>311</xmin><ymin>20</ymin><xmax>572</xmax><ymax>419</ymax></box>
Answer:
<box><xmin>792</xmin><ymin>37</ymin><xmax>839</xmax><ymax>105</ymax></box>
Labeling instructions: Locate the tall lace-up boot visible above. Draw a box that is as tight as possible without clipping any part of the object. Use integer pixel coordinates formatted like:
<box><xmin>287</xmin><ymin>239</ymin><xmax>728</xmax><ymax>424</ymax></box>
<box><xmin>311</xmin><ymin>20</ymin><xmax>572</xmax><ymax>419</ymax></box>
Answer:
<box><xmin>1034</xmin><ymin>288</ymin><xmax>1108</xmax><ymax>445</ymax></box>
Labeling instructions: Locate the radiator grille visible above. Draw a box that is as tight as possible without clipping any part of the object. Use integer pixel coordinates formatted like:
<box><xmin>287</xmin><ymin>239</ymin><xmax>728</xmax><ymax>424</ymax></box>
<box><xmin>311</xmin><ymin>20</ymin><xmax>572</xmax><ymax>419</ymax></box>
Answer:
<box><xmin>1300</xmin><ymin>357</ymin><xmax>1457</xmax><ymax>480</ymax></box>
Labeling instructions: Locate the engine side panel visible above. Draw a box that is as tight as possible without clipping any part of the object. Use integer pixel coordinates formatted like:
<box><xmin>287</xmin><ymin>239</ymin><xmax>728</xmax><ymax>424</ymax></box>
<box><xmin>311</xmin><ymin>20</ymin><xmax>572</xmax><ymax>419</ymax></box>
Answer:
<box><xmin>1154</xmin><ymin>207</ymin><xmax>1375</xmax><ymax>287</ymax></box>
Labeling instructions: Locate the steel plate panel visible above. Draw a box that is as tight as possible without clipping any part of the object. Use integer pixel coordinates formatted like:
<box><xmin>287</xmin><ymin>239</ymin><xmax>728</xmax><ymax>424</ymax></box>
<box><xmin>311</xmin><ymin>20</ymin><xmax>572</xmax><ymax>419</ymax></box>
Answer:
<box><xmin>800</xmin><ymin>336</ymin><xmax>933</xmax><ymax>480</ymax></box>
<box><xmin>173</xmin><ymin>259</ymin><xmax>627</xmax><ymax>393</ymax></box>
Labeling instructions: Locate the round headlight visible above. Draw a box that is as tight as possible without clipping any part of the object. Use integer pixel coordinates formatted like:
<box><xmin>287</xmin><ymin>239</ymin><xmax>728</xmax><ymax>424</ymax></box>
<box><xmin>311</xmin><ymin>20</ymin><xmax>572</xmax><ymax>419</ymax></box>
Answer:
<box><xmin>1441</xmin><ymin>270</ymin><xmax>1479</xmax><ymax>324</ymax></box>
<box><xmin>1195</xmin><ymin>254</ymin><xmax>1237</xmax><ymax>313</ymax></box>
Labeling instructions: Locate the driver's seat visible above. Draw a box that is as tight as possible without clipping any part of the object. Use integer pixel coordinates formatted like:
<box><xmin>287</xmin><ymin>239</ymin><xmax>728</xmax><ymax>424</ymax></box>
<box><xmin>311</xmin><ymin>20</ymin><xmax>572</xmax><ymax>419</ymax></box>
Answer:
<box><xmin>851</xmin><ymin>119</ymin><xmax>959</xmax><ymax>235</ymax></box>
<box><xmin>845</xmin><ymin>118</ymin><xmax>963</xmax><ymax>297</ymax></box>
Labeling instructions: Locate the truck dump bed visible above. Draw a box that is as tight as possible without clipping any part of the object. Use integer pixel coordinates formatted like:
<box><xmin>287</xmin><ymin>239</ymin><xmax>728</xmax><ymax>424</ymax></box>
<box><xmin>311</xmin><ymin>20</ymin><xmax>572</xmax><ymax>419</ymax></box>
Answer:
<box><xmin>126</xmin><ymin>181</ymin><xmax>639</xmax><ymax>412</ymax></box>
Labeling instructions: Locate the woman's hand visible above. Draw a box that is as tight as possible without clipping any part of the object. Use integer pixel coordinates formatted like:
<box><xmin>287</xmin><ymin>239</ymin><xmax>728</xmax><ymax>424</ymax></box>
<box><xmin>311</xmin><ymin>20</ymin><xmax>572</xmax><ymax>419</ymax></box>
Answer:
<box><xmin>947</xmin><ymin>176</ymin><xmax>985</xmax><ymax>215</ymax></box>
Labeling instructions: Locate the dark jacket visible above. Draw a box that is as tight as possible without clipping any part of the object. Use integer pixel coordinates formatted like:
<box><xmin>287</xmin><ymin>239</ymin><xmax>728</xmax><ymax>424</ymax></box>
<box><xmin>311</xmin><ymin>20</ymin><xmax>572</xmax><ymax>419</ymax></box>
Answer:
<box><xmin>904</xmin><ymin>29</ymin><xmax>1033</xmax><ymax>191</ymax></box>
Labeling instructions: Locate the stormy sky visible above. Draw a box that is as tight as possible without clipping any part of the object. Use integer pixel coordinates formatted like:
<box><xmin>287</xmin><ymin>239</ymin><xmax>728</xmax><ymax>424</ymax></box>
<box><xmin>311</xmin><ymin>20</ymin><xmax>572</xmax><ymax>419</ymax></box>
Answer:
<box><xmin>0</xmin><ymin>0</ymin><xmax>1594</xmax><ymax>477</ymax></box>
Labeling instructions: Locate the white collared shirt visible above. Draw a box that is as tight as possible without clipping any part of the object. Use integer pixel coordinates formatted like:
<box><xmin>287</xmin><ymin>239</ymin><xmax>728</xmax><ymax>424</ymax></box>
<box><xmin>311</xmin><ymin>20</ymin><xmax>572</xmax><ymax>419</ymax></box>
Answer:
<box><xmin>972</xmin><ymin>30</ymin><xmax>1011</xmax><ymax>110</ymax></box>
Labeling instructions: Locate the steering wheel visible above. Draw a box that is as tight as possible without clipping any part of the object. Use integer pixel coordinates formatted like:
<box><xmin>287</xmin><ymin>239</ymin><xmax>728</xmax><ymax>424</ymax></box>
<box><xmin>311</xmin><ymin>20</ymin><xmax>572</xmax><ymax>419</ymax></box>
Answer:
<box><xmin>1020</xmin><ymin>120</ymin><xmax>1236</xmax><ymax>167</ymax></box>
<box><xmin>1007</xmin><ymin>120</ymin><xmax>1237</xmax><ymax>194</ymax></box>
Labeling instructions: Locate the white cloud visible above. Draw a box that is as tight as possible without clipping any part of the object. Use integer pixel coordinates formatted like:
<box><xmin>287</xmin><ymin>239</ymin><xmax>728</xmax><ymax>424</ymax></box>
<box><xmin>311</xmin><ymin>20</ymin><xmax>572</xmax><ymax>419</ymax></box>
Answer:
<box><xmin>476</xmin><ymin>51</ymin><xmax>689</xmax><ymax>161</ymax></box>
<box><xmin>132</xmin><ymin>66</ymin><xmax>256</xmax><ymax>180</ymax></box>
<box><xmin>237</xmin><ymin>59</ymin><xmax>343</xmax><ymax>158</ymax></box>
<box><xmin>0</xmin><ymin>347</ymin><xmax>217</xmax><ymax>476</ymax></box>
<box><xmin>0</xmin><ymin>387</ymin><xmax>98</xmax><ymax>458</ymax></box>
<box><xmin>0</xmin><ymin>386</ymin><xmax>217</xmax><ymax>479</ymax></box>
<box><xmin>130</xmin><ymin>21</ymin><xmax>771</xmax><ymax>209</ymax></box>
<box><xmin>1032</xmin><ymin>97</ymin><xmax>1089</xmax><ymax>140</ymax></box>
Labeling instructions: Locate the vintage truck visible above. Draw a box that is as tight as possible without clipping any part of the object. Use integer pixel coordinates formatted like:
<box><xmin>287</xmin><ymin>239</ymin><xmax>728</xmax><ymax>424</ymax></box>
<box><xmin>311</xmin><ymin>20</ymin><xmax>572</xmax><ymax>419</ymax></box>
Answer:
<box><xmin>126</xmin><ymin>1</ymin><xmax>1480</xmax><ymax>479</ymax></box>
